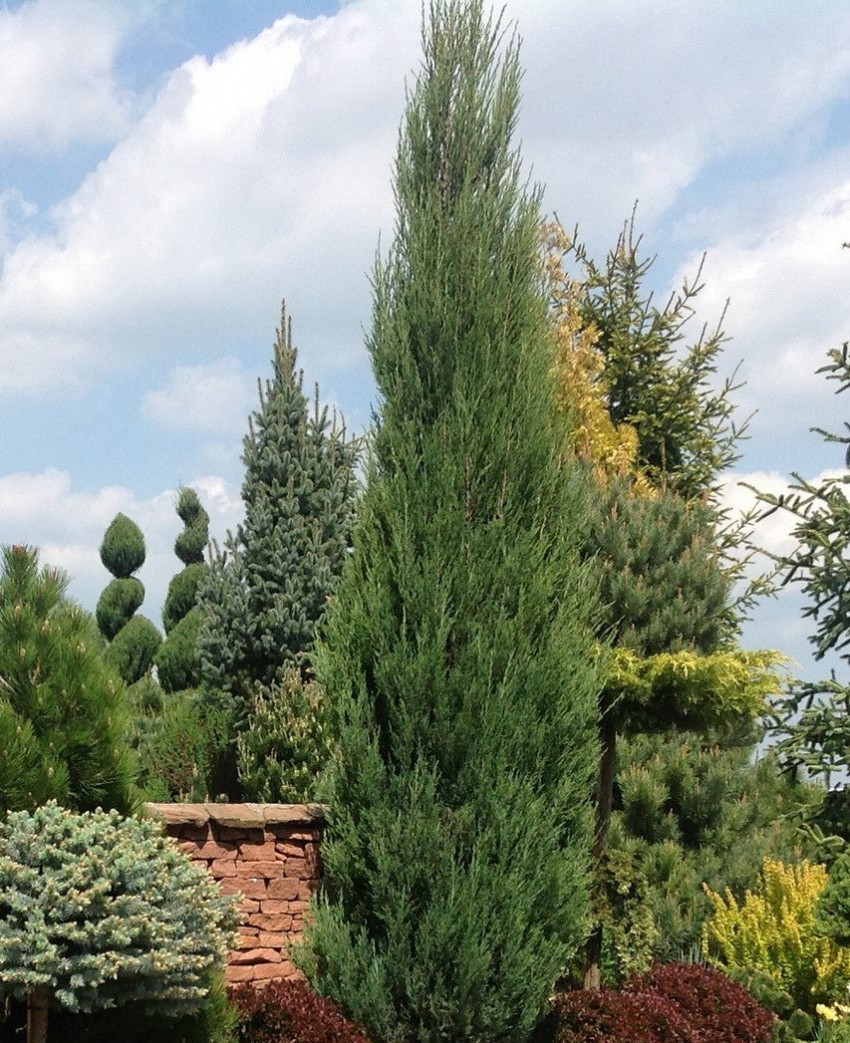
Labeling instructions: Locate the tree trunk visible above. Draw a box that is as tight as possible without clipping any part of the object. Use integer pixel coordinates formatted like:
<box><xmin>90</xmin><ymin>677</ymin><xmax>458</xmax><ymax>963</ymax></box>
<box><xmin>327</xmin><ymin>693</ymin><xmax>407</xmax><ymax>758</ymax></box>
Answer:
<box><xmin>584</xmin><ymin>713</ymin><xmax>617</xmax><ymax>990</ymax></box>
<box><xmin>27</xmin><ymin>987</ymin><xmax>50</xmax><ymax>1043</ymax></box>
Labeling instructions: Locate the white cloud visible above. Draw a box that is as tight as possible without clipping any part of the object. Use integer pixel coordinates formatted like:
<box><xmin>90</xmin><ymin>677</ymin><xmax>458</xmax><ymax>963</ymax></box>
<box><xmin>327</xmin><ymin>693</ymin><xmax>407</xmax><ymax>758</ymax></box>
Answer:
<box><xmin>0</xmin><ymin>0</ymin><xmax>136</xmax><ymax>151</ymax></box>
<box><xmin>142</xmin><ymin>357</ymin><xmax>252</xmax><ymax>433</ymax></box>
<box><xmin>0</xmin><ymin>1</ymin><xmax>416</xmax><ymax>396</ymax></box>
<box><xmin>673</xmin><ymin>172</ymin><xmax>850</xmax><ymax>465</ymax></box>
<box><xmin>0</xmin><ymin>468</ymin><xmax>243</xmax><ymax>623</ymax></box>
<box><xmin>4</xmin><ymin>0</ymin><xmax>849</xmax><ymax>401</ymax></box>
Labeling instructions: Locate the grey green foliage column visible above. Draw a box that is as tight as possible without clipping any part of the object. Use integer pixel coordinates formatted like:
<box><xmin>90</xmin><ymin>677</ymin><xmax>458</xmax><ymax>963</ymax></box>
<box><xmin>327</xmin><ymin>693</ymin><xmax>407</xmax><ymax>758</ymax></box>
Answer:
<box><xmin>96</xmin><ymin>512</ymin><xmax>161</xmax><ymax>685</ymax></box>
<box><xmin>198</xmin><ymin>306</ymin><xmax>358</xmax><ymax>719</ymax></box>
<box><xmin>306</xmin><ymin>4</ymin><xmax>600</xmax><ymax>1042</ymax></box>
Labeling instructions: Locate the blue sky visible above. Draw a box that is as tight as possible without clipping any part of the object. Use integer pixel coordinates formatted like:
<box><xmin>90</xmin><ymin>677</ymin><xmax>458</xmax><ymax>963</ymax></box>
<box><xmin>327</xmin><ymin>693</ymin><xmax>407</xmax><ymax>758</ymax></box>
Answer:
<box><xmin>2</xmin><ymin>0</ymin><xmax>850</xmax><ymax>684</ymax></box>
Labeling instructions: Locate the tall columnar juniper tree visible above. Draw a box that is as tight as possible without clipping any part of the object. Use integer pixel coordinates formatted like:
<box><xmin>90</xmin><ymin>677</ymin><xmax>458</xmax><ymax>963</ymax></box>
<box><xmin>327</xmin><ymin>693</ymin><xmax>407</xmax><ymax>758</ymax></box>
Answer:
<box><xmin>0</xmin><ymin>545</ymin><xmax>133</xmax><ymax>816</ymax></box>
<box><xmin>306</xmin><ymin>5</ymin><xmax>600</xmax><ymax>1042</ymax></box>
<box><xmin>198</xmin><ymin>304</ymin><xmax>358</xmax><ymax>719</ymax></box>
<box><xmin>96</xmin><ymin>513</ymin><xmax>161</xmax><ymax>686</ymax></box>
<box><xmin>155</xmin><ymin>486</ymin><xmax>210</xmax><ymax>693</ymax></box>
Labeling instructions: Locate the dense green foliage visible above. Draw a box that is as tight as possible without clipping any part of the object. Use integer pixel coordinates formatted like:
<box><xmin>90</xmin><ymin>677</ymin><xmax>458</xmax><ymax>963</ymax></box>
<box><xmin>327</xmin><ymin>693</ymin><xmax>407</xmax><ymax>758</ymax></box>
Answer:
<box><xmin>816</xmin><ymin>849</ymin><xmax>850</xmax><ymax>947</ymax></box>
<box><xmin>198</xmin><ymin>305</ymin><xmax>357</xmax><ymax>714</ymax></box>
<box><xmin>96</xmin><ymin>576</ymin><xmax>144</xmax><ymax>640</ymax></box>
<box><xmin>156</xmin><ymin>489</ymin><xmax>210</xmax><ymax>692</ymax></box>
<box><xmin>0</xmin><ymin>545</ymin><xmax>133</xmax><ymax>815</ymax></box>
<box><xmin>0</xmin><ymin>802</ymin><xmax>237</xmax><ymax>1043</ymax></box>
<box><xmin>306</xmin><ymin>4</ymin><xmax>600</xmax><ymax>1042</ymax></box>
<box><xmin>99</xmin><ymin>513</ymin><xmax>146</xmax><ymax>579</ymax></box>
<box><xmin>601</xmin><ymin>728</ymin><xmax>810</xmax><ymax>980</ymax></box>
<box><xmin>96</xmin><ymin>512</ymin><xmax>161</xmax><ymax>685</ymax></box>
<box><xmin>132</xmin><ymin>685</ymin><xmax>232</xmax><ymax>803</ymax></box>
<box><xmin>237</xmin><ymin>664</ymin><xmax>335</xmax><ymax>802</ymax></box>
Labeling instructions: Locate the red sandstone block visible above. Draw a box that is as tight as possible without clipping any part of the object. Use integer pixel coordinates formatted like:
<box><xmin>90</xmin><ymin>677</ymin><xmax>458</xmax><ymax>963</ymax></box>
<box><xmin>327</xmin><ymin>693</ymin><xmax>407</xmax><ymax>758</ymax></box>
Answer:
<box><xmin>267</xmin><ymin>878</ymin><xmax>311</xmax><ymax>901</ymax></box>
<box><xmin>210</xmin><ymin>860</ymin><xmax>238</xmax><ymax>879</ymax></box>
<box><xmin>235</xmin><ymin>932</ymin><xmax>260</xmax><ymax>950</ymax></box>
<box><xmin>246</xmin><ymin>913</ymin><xmax>292</xmax><ymax>932</ymax></box>
<box><xmin>220</xmin><ymin>878</ymin><xmax>266</xmax><ymax>899</ymax></box>
<box><xmin>275</xmin><ymin>842</ymin><xmax>304</xmax><ymax>858</ymax></box>
<box><xmin>282</xmin><ymin>859</ymin><xmax>307</xmax><ymax>878</ymax></box>
<box><xmin>218</xmin><ymin>826</ymin><xmax>261</xmax><ymax>842</ymax></box>
<box><xmin>240</xmin><ymin>842</ymin><xmax>277</xmax><ymax>861</ymax></box>
<box><xmin>237</xmin><ymin>860</ymin><xmax>281</xmax><ymax>879</ymax></box>
<box><xmin>259</xmin><ymin>900</ymin><xmax>290</xmax><ymax>914</ymax></box>
<box><xmin>193</xmin><ymin>841</ymin><xmax>237</xmax><ymax>860</ymax></box>
<box><xmin>226</xmin><ymin>965</ymin><xmax>256</xmax><ymax>983</ymax></box>
<box><xmin>288</xmin><ymin>899</ymin><xmax>312</xmax><ymax>913</ymax></box>
<box><xmin>239</xmin><ymin>899</ymin><xmax>261</xmax><ymax>914</ymax></box>
<box><xmin>257</xmin><ymin>931</ymin><xmax>288</xmax><ymax>948</ymax></box>
<box><xmin>254</xmin><ymin>961</ymin><xmax>298</xmax><ymax>981</ymax></box>
<box><xmin>232</xmin><ymin>948</ymin><xmax>282</xmax><ymax>965</ymax></box>
<box><xmin>285</xmin><ymin>831</ymin><xmax>316</xmax><ymax>841</ymax></box>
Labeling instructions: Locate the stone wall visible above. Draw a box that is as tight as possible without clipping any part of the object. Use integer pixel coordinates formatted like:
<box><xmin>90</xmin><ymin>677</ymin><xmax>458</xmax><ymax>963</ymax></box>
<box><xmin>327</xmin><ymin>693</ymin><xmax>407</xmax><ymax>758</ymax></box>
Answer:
<box><xmin>145</xmin><ymin>802</ymin><xmax>324</xmax><ymax>986</ymax></box>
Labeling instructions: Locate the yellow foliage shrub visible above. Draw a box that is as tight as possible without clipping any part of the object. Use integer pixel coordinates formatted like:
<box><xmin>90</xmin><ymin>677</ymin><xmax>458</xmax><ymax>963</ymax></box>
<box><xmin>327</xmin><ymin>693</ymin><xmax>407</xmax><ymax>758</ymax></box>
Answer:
<box><xmin>702</xmin><ymin>857</ymin><xmax>850</xmax><ymax>1012</ymax></box>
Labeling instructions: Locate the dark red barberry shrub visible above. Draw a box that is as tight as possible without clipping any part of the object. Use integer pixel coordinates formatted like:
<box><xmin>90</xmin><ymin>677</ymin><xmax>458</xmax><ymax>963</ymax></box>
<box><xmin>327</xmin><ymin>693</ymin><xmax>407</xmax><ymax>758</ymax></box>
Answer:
<box><xmin>230</xmin><ymin>978</ymin><xmax>372</xmax><ymax>1043</ymax></box>
<box><xmin>552</xmin><ymin>987</ymin><xmax>697</xmax><ymax>1043</ymax></box>
<box><xmin>626</xmin><ymin>962</ymin><xmax>774</xmax><ymax>1043</ymax></box>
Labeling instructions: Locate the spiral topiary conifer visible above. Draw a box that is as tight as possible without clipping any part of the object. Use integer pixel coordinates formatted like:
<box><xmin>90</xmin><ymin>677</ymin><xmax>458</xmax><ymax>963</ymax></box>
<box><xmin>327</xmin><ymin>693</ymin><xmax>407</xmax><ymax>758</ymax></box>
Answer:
<box><xmin>306</xmin><ymin>5</ymin><xmax>600</xmax><ymax>1041</ymax></box>
<box><xmin>155</xmin><ymin>487</ymin><xmax>209</xmax><ymax>693</ymax></box>
<box><xmin>97</xmin><ymin>513</ymin><xmax>161</xmax><ymax>685</ymax></box>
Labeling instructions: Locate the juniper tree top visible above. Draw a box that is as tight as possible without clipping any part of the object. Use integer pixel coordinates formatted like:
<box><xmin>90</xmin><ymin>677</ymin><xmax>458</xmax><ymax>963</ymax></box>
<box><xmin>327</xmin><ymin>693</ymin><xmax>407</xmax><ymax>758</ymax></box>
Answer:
<box><xmin>308</xmin><ymin>4</ymin><xmax>600</xmax><ymax>1041</ymax></box>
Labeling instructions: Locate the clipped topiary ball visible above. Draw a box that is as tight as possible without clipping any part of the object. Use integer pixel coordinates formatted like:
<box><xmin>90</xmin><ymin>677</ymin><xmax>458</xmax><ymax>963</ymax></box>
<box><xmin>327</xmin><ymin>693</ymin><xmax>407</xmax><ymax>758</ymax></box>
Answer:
<box><xmin>155</xmin><ymin>608</ymin><xmax>202</xmax><ymax>693</ymax></box>
<box><xmin>96</xmin><ymin>578</ymin><xmax>145</xmax><ymax>641</ymax></box>
<box><xmin>104</xmin><ymin>615</ymin><xmax>162</xmax><ymax>685</ymax></box>
<box><xmin>162</xmin><ymin>563</ymin><xmax>207</xmax><ymax>634</ymax></box>
<box><xmin>100</xmin><ymin>514</ymin><xmax>146</xmax><ymax>579</ymax></box>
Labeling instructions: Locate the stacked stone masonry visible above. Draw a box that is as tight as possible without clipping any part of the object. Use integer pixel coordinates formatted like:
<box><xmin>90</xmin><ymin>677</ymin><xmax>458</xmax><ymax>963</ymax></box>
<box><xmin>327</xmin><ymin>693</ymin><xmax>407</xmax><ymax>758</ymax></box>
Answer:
<box><xmin>145</xmin><ymin>802</ymin><xmax>325</xmax><ymax>987</ymax></box>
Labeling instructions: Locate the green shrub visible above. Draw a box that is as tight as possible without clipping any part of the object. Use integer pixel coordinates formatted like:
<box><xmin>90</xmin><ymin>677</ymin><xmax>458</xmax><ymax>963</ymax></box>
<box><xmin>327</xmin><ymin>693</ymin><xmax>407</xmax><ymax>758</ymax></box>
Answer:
<box><xmin>0</xmin><ymin>802</ymin><xmax>237</xmax><ymax>1042</ymax></box>
<box><xmin>104</xmin><ymin>613</ymin><xmax>162</xmax><ymax>685</ymax></box>
<box><xmin>135</xmin><ymin>687</ymin><xmax>232</xmax><ymax>802</ymax></box>
<box><xmin>96</xmin><ymin>576</ymin><xmax>145</xmax><ymax>640</ymax></box>
<box><xmin>175</xmin><ymin>487</ymin><xmax>209</xmax><ymax>565</ymax></box>
<box><xmin>155</xmin><ymin>608</ymin><xmax>202</xmax><ymax>694</ymax></box>
<box><xmin>100</xmin><ymin>513</ymin><xmax>146</xmax><ymax>579</ymax></box>
<box><xmin>163</xmin><ymin>563</ymin><xmax>207</xmax><ymax>634</ymax></box>
<box><xmin>237</xmin><ymin>666</ymin><xmax>335</xmax><ymax>802</ymax></box>
<box><xmin>816</xmin><ymin>849</ymin><xmax>850</xmax><ymax>947</ymax></box>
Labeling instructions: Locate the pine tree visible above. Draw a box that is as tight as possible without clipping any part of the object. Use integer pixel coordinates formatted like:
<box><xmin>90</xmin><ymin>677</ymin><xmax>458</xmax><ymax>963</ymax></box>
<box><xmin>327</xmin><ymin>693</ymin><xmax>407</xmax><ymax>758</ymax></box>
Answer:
<box><xmin>96</xmin><ymin>513</ymin><xmax>161</xmax><ymax>686</ymax></box>
<box><xmin>306</xmin><ymin>5</ymin><xmax>600</xmax><ymax>1042</ymax></box>
<box><xmin>198</xmin><ymin>304</ymin><xmax>357</xmax><ymax>715</ymax></box>
<box><xmin>760</xmin><ymin>341</ymin><xmax>850</xmax><ymax>847</ymax></box>
<box><xmin>0</xmin><ymin>545</ymin><xmax>133</xmax><ymax>815</ymax></box>
<box><xmin>155</xmin><ymin>486</ymin><xmax>209</xmax><ymax>693</ymax></box>
<box><xmin>542</xmin><ymin>222</ymin><xmax>783</xmax><ymax>986</ymax></box>
<box><xmin>600</xmin><ymin>727</ymin><xmax>812</xmax><ymax>981</ymax></box>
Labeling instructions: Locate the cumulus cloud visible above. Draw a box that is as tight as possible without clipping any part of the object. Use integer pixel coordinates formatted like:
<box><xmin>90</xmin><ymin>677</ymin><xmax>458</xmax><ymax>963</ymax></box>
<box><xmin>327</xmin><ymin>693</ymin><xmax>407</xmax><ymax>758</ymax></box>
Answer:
<box><xmin>4</xmin><ymin>0</ymin><xmax>850</xmax><ymax>402</ymax></box>
<box><xmin>0</xmin><ymin>1</ymin><xmax>417</xmax><ymax>396</ymax></box>
<box><xmin>0</xmin><ymin>468</ymin><xmax>243</xmax><ymax>622</ymax></box>
<box><xmin>672</xmin><ymin>170</ymin><xmax>850</xmax><ymax>470</ymax></box>
<box><xmin>0</xmin><ymin>0</ymin><xmax>136</xmax><ymax>151</ymax></box>
<box><xmin>142</xmin><ymin>357</ymin><xmax>252</xmax><ymax>433</ymax></box>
